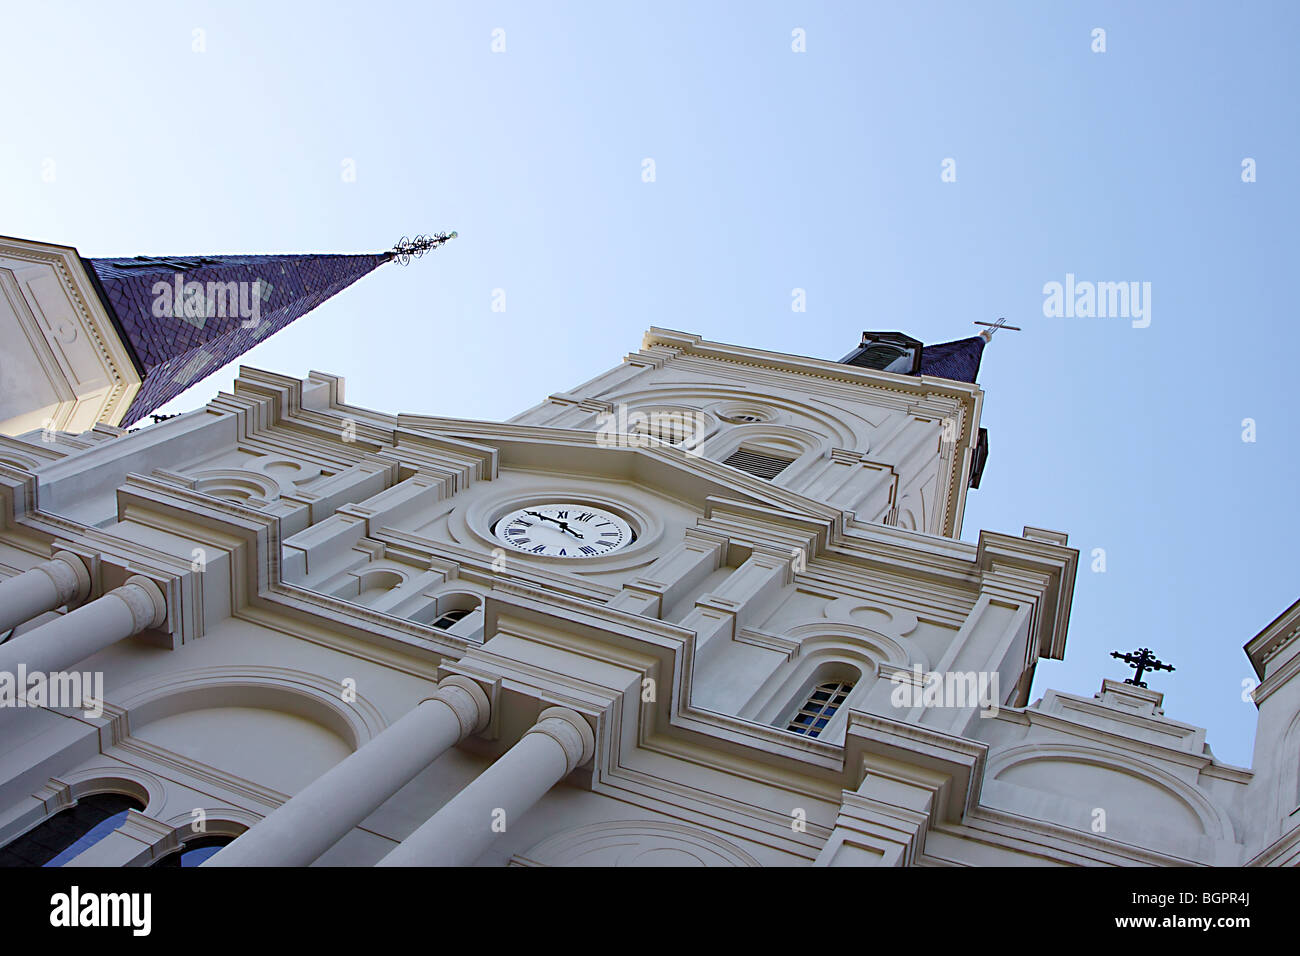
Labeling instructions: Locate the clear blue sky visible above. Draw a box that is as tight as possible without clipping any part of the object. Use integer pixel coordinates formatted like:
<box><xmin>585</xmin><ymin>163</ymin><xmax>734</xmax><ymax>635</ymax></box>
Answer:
<box><xmin>4</xmin><ymin>1</ymin><xmax>1296</xmax><ymax>766</ymax></box>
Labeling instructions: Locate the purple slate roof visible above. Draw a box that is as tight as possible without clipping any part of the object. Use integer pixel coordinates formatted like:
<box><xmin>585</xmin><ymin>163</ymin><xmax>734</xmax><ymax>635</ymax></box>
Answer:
<box><xmin>86</xmin><ymin>252</ymin><xmax>387</xmax><ymax>425</ymax></box>
<box><xmin>915</xmin><ymin>335</ymin><xmax>986</xmax><ymax>384</ymax></box>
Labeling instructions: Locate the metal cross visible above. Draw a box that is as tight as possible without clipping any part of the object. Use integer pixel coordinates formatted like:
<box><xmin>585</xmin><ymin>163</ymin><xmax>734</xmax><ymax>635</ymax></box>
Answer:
<box><xmin>973</xmin><ymin>317</ymin><xmax>1022</xmax><ymax>340</ymax></box>
<box><xmin>1110</xmin><ymin>647</ymin><xmax>1175</xmax><ymax>688</ymax></box>
<box><xmin>387</xmin><ymin>232</ymin><xmax>458</xmax><ymax>266</ymax></box>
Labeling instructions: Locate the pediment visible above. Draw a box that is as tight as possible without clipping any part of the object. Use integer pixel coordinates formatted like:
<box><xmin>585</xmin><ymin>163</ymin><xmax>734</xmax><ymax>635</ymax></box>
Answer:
<box><xmin>395</xmin><ymin>413</ymin><xmax>841</xmax><ymax>527</ymax></box>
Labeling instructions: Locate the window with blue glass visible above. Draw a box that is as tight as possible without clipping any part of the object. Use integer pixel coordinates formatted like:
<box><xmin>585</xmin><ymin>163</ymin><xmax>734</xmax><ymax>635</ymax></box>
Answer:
<box><xmin>786</xmin><ymin>680</ymin><xmax>854</xmax><ymax>738</ymax></box>
<box><xmin>151</xmin><ymin>835</ymin><xmax>234</xmax><ymax>867</ymax></box>
<box><xmin>0</xmin><ymin>793</ymin><xmax>143</xmax><ymax>867</ymax></box>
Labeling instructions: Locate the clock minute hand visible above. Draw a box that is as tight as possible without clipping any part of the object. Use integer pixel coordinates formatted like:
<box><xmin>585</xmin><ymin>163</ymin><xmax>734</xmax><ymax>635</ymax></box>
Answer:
<box><xmin>522</xmin><ymin>510</ymin><xmax>587</xmax><ymax>540</ymax></box>
<box><xmin>525</xmin><ymin>510</ymin><xmax>563</xmax><ymax>526</ymax></box>
<box><xmin>524</xmin><ymin>511</ymin><xmax>585</xmax><ymax>539</ymax></box>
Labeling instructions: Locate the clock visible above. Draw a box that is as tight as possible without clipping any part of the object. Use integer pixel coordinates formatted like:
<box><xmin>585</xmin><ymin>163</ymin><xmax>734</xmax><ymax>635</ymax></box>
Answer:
<box><xmin>493</xmin><ymin>503</ymin><xmax>634</xmax><ymax>559</ymax></box>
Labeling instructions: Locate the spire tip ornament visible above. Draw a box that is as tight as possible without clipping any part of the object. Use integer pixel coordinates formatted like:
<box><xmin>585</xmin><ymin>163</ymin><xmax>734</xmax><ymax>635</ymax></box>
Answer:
<box><xmin>974</xmin><ymin>317</ymin><xmax>1022</xmax><ymax>342</ymax></box>
<box><xmin>1110</xmin><ymin>647</ymin><xmax>1175</xmax><ymax>688</ymax></box>
<box><xmin>387</xmin><ymin>232</ymin><xmax>457</xmax><ymax>266</ymax></box>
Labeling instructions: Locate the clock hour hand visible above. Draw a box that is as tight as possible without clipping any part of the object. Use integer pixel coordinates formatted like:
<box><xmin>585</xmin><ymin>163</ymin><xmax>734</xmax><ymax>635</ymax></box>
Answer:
<box><xmin>524</xmin><ymin>510</ymin><xmax>585</xmax><ymax>539</ymax></box>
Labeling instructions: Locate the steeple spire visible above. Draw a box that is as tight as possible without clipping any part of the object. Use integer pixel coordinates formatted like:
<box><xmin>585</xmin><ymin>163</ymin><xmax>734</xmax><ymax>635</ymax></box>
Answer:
<box><xmin>84</xmin><ymin>232</ymin><xmax>455</xmax><ymax>426</ymax></box>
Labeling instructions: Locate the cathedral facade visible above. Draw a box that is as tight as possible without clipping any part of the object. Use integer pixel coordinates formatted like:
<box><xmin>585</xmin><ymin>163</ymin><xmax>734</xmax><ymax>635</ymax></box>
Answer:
<box><xmin>0</xmin><ymin>237</ymin><xmax>1297</xmax><ymax>866</ymax></box>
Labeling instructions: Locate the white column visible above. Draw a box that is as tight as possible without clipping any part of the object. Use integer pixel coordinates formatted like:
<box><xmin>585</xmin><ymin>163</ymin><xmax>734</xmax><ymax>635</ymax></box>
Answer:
<box><xmin>0</xmin><ymin>574</ymin><xmax>165</xmax><ymax>678</ymax></box>
<box><xmin>377</xmin><ymin>707</ymin><xmax>594</xmax><ymax>867</ymax></box>
<box><xmin>206</xmin><ymin>677</ymin><xmax>490</xmax><ymax>867</ymax></box>
<box><xmin>0</xmin><ymin>552</ymin><xmax>90</xmax><ymax>633</ymax></box>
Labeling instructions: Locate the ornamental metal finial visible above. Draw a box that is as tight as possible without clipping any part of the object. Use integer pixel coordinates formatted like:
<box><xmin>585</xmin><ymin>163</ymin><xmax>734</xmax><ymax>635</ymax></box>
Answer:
<box><xmin>1110</xmin><ymin>647</ymin><xmax>1175</xmax><ymax>688</ymax></box>
<box><xmin>387</xmin><ymin>231</ymin><xmax>458</xmax><ymax>266</ymax></box>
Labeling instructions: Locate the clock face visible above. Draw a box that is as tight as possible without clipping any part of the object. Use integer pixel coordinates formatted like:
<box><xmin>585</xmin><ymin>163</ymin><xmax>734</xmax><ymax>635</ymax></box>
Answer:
<box><xmin>493</xmin><ymin>504</ymin><xmax>633</xmax><ymax>559</ymax></box>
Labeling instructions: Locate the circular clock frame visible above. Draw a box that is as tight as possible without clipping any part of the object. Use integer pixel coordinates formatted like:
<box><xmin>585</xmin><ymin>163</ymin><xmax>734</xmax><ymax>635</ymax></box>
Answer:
<box><xmin>491</xmin><ymin>502</ymin><xmax>636</xmax><ymax>559</ymax></box>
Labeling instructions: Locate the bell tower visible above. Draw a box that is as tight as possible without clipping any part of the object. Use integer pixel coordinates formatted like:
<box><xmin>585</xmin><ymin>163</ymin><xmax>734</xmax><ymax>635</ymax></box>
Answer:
<box><xmin>511</xmin><ymin>326</ymin><xmax>994</xmax><ymax>537</ymax></box>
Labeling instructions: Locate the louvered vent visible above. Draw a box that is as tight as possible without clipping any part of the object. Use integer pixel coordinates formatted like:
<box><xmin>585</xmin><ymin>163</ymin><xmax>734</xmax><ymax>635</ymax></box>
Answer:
<box><xmin>636</xmin><ymin>415</ymin><xmax>693</xmax><ymax>444</ymax></box>
<box><xmin>723</xmin><ymin>448</ymin><xmax>792</xmax><ymax>479</ymax></box>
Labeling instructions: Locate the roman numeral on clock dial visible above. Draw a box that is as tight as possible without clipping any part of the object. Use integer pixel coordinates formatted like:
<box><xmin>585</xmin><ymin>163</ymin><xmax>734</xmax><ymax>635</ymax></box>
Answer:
<box><xmin>492</xmin><ymin>503</ymin><xmax>634</xmax><ymax>559</ymax></box>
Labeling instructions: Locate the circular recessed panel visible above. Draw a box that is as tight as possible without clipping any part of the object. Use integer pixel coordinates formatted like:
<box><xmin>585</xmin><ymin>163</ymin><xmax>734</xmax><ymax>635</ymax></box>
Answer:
<box><xmin>716</xmin><ymin>405</ymin><xmax>774</xmax><ymax>425</ymax></box>
<box><xmin>492</xmin><ymin>503</ymin><xmax>634</xmax><ymax>559</ymax></box>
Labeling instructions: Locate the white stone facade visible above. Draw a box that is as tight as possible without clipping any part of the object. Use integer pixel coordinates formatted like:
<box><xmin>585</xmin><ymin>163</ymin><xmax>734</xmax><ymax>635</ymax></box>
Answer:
<box><xmin>0</xmin><ymin>328</ymin><xmax>1294</xmax><ymax>866</ymax></box>
<box><xmin>0</xmin><ymin>238</ymin><xmax>142</xmax><ymax>438</ymax></box>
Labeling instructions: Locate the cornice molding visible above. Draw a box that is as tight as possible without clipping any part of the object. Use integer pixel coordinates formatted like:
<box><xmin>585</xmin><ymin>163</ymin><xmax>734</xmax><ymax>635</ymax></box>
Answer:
<box><xmin>976</xmin><ymin>530</ymin><xmax>1078</xmax><ymax>660</ymax></box>
<box><xmin>1245</xmin><ymin>597</ymin><xmax>1300</xmax><ymax>683</ymax></box>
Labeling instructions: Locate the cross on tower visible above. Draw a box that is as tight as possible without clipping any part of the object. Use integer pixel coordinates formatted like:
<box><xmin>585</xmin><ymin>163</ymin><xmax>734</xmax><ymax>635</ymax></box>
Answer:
<box><xmin>1110</xmin><ymin>647</ymin><xmax>1175</xmax><ymax>688</ymax></box>
<box><xmin>386</xmin><ymin>232</ymin><xmax>458</xmax><ymax>266</ymax></box>
<box><xmin>973</xmin><ymin>317</ymin><xmax>1022</xmax><ymax>341</ymax></box>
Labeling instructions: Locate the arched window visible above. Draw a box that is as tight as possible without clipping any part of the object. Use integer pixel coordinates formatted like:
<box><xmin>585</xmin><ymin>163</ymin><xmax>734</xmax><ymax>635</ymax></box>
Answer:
<box><xmin>785</xmin><ymin>680</ymin><xmax>854</xmax><ymax>738</ymax></box>
<box><xmin>716</xmin><ymin>404</ymin><xmax>774</xmax><ymax>425</ymax></box>
<box><xmin>151</xmin><ymin>835</ymin><xmax>234</xmax><ymax>867</ymax></box>
<box><xmin>411</xmin><ymin>592</ymin><xmax>482</xmax><ymax>630</ymax></box>
<box><xmin>432</xmin><ymin>608</ymin><xmax>473</xmax><ymax>630</ymax></box>
<box><xmin>0</xmin><ymin>793</ymin><xmax>144</xmax><ymax>867</ymax></box>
